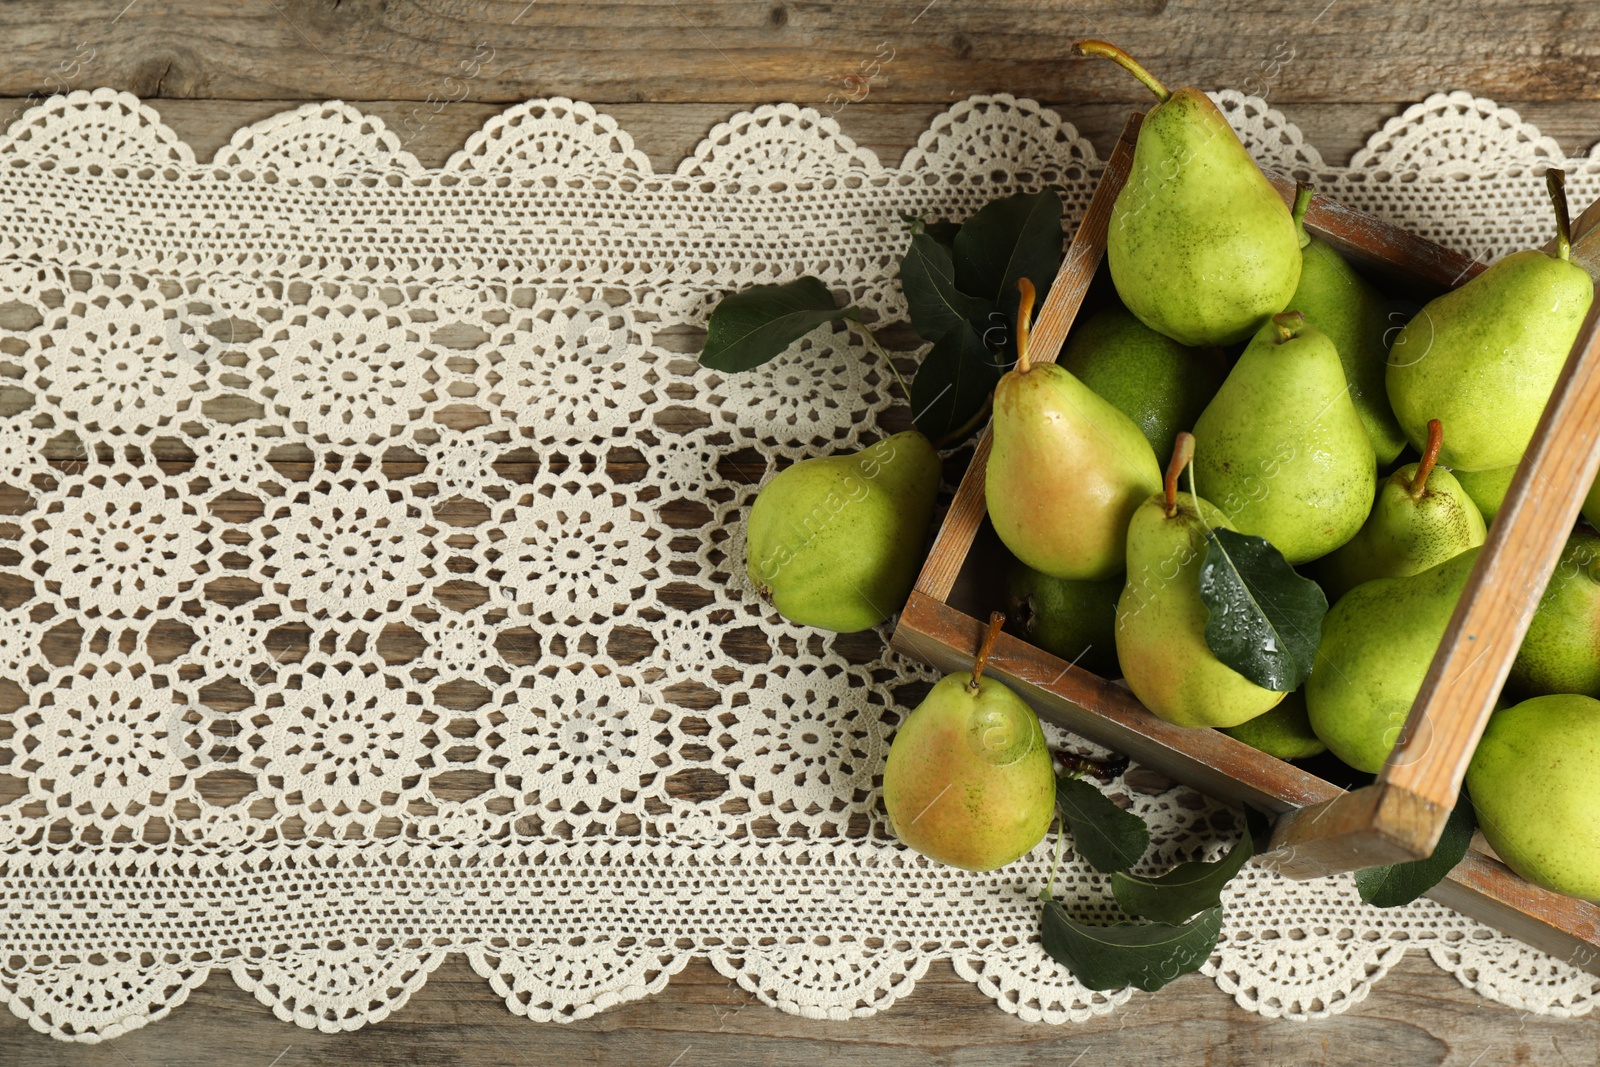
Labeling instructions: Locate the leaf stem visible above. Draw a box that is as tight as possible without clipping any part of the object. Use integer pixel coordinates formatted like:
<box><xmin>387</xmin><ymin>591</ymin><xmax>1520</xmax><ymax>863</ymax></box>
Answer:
<box><xmin>1410</xmin><ymin>419</ymin><xmax>1443</xmax><ymax>500</ymax></box>
<box><xmin>851</xmin><ymin>320</ymin><xmax>913</xmax><ymax>401</ymax></box>
<box><xmin>1043</xmin><ymin>811</ymin><xmax>1068</xmax><ymax>901</ymax></box>
<box><xmin>934</xmin><ymin>393</ymin><xmax>993</xmax><ymax>449</ymax></box>
<box><xmin>970</xmin><ymin>610</ymin><xmax>1006</xmax><ymax>693</ymax></box>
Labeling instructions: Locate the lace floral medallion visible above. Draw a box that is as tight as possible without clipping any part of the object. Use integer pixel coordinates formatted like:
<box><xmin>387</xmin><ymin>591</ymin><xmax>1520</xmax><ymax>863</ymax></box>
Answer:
<box><xmin>0</xmin><ymin>88</ymin><xmax>1597</xmax><ymax>1043</ymax></box>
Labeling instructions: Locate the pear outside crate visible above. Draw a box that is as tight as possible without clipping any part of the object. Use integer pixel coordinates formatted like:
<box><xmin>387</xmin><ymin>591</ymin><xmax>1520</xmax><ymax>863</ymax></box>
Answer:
<box><xmin>889</xmin><ymin>112</ymin><xmax>1600</xmax><ymax>977</ymax></box>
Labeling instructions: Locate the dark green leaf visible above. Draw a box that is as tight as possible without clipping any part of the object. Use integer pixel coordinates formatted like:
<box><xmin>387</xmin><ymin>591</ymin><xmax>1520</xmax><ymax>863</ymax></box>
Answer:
<box><xmin>909</xmin><ymin>319</ymin><xmax>1002</xmax><ymax>442</ymax></box>
<box><xmin>1041</xmin><ymin>902</ymin><xmax>1224</xmax><ymax>992</ymax></box>
<box><xmin>923</xmin><ymin>220</ymin><xmax>962</xmax><ymax>247</ymax></box>
<box><xmin>699</xmin><ymin>277</ymin><xmax>860</xmax><ymax>373</ymax></box>
<box><xmin>1244</xmin><ymin>805</ymin><xmax>1274</xmax><ymax>850</ymax></box>
<box><xmin>1355</xmin><ymin>793</ymin><xmax>1477</xmax><ymax>908</ymax></box>
<box><xmin>900</xmin><ymin>213</ymin><xmax>961</xmax><ymax>248</ymax></box>
<box><xmin>952</xmin><ymin>189</ymin><xmax>1064</xmax><ymax>305</ymax></box>
<box><xmin>1198</xmin><ymin>528</ymin><xmax>1328</xmax><ymax>692</ymax></box>
<box><xmin>1056</xmin><ymin>775</ymin><xmax>1150</xmax><ymax>873</ymax></box>
<box><xmin>898</xmin><ymin>233</ymin><xmax>993</xmax><ymax>342</ymax></box>
<box><xmin>1112</xmin><ymin>814</ymin><xmax>1256</xmax><ymax>924</ymax></box>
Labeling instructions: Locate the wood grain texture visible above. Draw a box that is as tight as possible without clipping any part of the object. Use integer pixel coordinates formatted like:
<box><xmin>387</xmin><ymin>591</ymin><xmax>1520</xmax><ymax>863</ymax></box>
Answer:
<box><xmin>3</xmin><ymin>97</ymin><xmax>1597</xmax><ymax>180</ymax></box>
<box><xmin>4</xmin><ymin>1</ymin><xmax>1600</xmax><ymax>1057</ymax></box>
<box><xmin>3</xmin><ymin>1</ymin><xmax>1600</xmax><ymax>107</ymax></box>
<box><xmin>1267</xmin><ymin>784</ymin><xmax>1453</xmax><ymax>874</ymax></box>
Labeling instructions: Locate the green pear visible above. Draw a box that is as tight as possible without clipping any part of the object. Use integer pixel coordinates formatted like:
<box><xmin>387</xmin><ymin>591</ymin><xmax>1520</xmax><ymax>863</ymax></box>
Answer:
<box><xmin>1509</xmin><ymin>531</ymin><xmax>1600</xmax><ymax>699</ymax></box>
<box><xmin>1456</xmin><ymin>464</ymin><xmax>1518</xmax><ymax>525</ymax></box>
<box><xmin>1116</xmin><ymin>434</ymin><xmax>1285</xmax><ymax>728</ymax></box>
<box><xmin>1318</xmin><ymin>419</ymin><xmax>1487</xmax><ymax>601</ymax></box>
<box><xmin>987</xmin><ymin>280</ymin><xmax>1162</xmax><ymax>580</ymax></box>
<box><xmin>882</xmin><ymin>617</ymin><xmax>1057</xmax><ymax>871</ymax></box>
<box><xmin>1192</xmin><ymin>312</ymin><xmax>1376</xmax><ymax>565</ymax></box>
<box><xmin>1004</xmin><ymin>558</ymin><xmax>1122</xmax><ymax>679</ymax></box>
<box><xmin>1058</xmin><ymin>304</ymin><xmax>1227</xmax><ymax>462</ymax></box>
<box><xmin>1583</xmin><ymin>475</ymin><xmax>1600</xmax><ymax>530</ymax></box>
<box><xmin>1467</xmin><ymin>693</ymin><xmax>1600</xmax><ymax>900</ymax></box>
<box><xmin>1074</xmin><ymin>40</ymin><xmax>1301</xmax><ymax>346</ymax></box>
<box><xmin>1305</xmin><ymin>548</ymin><xmax>1480</xmax><ymax>773</ymax></box>
<box><xmin>746</xmin><ymin>430</ymin><xmax>939</xmax><ymax>632</ymax></box>
<box><xmin>1287</xmin><ymin>184</ymin><xmax>1408</xmax><ymax>465</ymax></box>
<box><xmin>1386</xmin><ymin>171</ymin><xmax>1595</xmax><ymax>471</ymax></box>
<box><xmin>1221</xmin><ymin>689</ymin><xmax>1326</xmax><ymax>760</ymax></box>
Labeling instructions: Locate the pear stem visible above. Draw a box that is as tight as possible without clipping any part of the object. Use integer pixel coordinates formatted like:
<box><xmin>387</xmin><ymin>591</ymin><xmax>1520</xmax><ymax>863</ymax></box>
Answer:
<box><xmin>1271</xmin><ymin>310</ymin><xmax>1306</xmax><ymax>343</ymax></box>
<box><xmin>1165</xmin><ymin>431</ymin><xmax>1196</xmax><ymax>518</ymax></box>
<box><xmin>1015</xmin><ymin>276</ymin><xmax>1036</xmax><ymax>374</ymax></box>
<box><xmin>1291</xmin><ymin>182</ymin><xmax>1314</xmax><ymax>247</ymax></box>
<box><xmin>851</xmin><ymin>321</ymin><xmax>914</xmax><ymax>402</ymax></box>
<box><xmin>1410</xmin><ymin>418</ymin><xmax>1444</xmax><ymax>500</ymax></box>
<box><xmin>1548</xmin><ymin>168</ymin><xmax>1573</xmax><ymax>262</ymax></box>
<box><xmin>1071</xmin><ymin>39</ymin><xmax>1171</xmax><ymax>103</ymax></box>
<box><xmin>970</xmin><ymin>610</ymin><xmax>1006</xmax><ymax>693</ymax></box>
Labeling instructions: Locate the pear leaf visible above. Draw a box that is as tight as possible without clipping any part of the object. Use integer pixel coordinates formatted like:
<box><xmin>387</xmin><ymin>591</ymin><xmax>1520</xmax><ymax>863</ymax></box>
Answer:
<box><xmin>1198</xmin><ymin>528</ymin><xmax>1328</xmax><ymax>692</ymax></box>
<box><xmin>1056</xmin><ymin>775</ymin><xmax>1150</xmax><ymax>873</ymax></box>
<box><xmin>700</xmin><ymin>277</ymin><xmax>861</xmax><ymax>373</ymax></box>
<box><xmin>1112</xmin><ymin>814</ymin><xmax>1256</xmax><ymax>924</ymax></box>
<box><xmin>900</xmin><ymin>212</ymin><xmax>961</xmax><ymax>249</ymax></box>
<box><xmin>909</xmin><ymin>319</ymin><xmax>1001</xmax><ymax>442</ymax></box>
<box><xmin>1243</xmin><ymin>803</ymin><xmax>1275</xmax><ymax>849</ymax></box>
<box><xmin>899</xmin><ymin>232</ymin><xmax>993</xmax><ymax>342</ymax></box>
<box><xmin>1354</xmin><ymin>793</ymin><xmax>1477</xmax><ymax>908</ymax></box>
<box><xmin>1040</xmin><ymin>902</ymin><xmax>1224</xmax><ymax>992</ymax></box>
<box><xmin>952</xmin><ymin>189</ymin><xmax>1064</xmax><ymax>307</ymax></box>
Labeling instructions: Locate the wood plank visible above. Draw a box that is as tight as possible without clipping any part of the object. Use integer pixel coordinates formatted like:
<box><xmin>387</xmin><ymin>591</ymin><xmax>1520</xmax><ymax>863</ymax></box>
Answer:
<box><xmin>1266</xmin><ymin>784</ymin><xmax>1452</xmax><ymax>872</ymax></box>
<box><xmin>1</xmin><ymin>954</ymin><xmax>1595</xmax><ymax>1066</ymax></box>
<box><xmin>4</xmin><ymin>96</ymin><xmax>1599</xmax><ymax>176</ymax></box>
<box><xmin>895</xmin><ymin>592</ymin><xmax>1345</xmax><ymax>815</ymax></box>
<box><xmin>2</xmin><ymin>1</ymin><xmax>1599</xmax><ymax>107</ymax></box>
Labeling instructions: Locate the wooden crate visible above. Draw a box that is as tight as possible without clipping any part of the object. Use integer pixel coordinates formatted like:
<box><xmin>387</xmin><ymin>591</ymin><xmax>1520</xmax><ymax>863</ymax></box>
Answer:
<box><xmin>890</xmin><ymin>113</ymin><xmax>1600</xmax><ymax>975</ymax></box>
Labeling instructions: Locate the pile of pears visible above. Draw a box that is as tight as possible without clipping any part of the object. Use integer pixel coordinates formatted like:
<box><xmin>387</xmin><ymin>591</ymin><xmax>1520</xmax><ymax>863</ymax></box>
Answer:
<box><xmin>980</xmin><ymin>40</ymin><xmax>1599</xmax><ymax>899</ymax></box>
<box><xmin>737</xmin><ymin>42</ymin><xmax>1600</xmax><ymax>897</ymax></box>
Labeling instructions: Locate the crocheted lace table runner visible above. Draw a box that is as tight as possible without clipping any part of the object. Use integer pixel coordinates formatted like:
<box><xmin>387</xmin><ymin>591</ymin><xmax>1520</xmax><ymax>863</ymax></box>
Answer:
<box><xmin>0</xmin><ymin>88</ymin><xmax>1596</xmax><ymax>1043</ymax></box>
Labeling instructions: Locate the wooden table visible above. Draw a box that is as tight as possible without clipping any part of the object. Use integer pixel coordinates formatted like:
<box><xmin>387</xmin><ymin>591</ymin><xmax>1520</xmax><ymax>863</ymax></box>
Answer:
<box><xmin>3</xmin><ymin>2</ymin><xmax>1599</xmax><ymax>1063</ymax></box>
